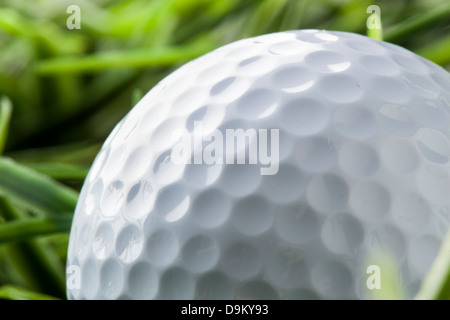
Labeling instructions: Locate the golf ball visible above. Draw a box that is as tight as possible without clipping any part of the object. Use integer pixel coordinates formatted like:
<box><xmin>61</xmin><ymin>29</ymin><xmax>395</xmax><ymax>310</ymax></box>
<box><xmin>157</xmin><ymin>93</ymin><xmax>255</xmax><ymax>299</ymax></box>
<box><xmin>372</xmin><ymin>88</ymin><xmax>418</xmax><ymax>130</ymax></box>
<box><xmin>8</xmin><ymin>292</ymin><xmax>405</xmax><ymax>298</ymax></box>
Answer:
<box><xmin>67</xmin><ymin>29</ymin><xmax>450</xmax><ymax>300</ymax></box>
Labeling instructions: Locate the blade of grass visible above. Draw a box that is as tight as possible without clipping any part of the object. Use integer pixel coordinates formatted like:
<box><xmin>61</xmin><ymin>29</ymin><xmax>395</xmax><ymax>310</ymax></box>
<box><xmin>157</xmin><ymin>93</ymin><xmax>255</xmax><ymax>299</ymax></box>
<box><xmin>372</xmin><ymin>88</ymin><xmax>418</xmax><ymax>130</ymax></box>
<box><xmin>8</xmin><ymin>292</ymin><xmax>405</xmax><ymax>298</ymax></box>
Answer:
<box><xmin>35</xmin><ymin>43</ymin><xmax>215</xmax><ymax>74</ymax></box>
<box><xmin>24</xmin><ymin>162</ymin><xmax>89</xmax><ymax>181</ymax></box>
<box><xmin>0</xmin><ymin>8</ymin><xmax>86</xmax><ymax>55</ymax></box>
<box><xmin>279</xmin><ymin>0</ymin><xmax>307</xmax><ymax>30</ymax></box>
<box><xmin>43</xmin><ymin>234</ymin><xmax>70</xmax><ymax>264</ymax></box>
<box><xmin>416</xmin><ymin>230</ymin><xmax>450</xmax><ymax>300</ymax></box>
<box><xmin>172</xmin><ymin>0</ymin><xmax>251</xmax><ymax>44</ymax></box>
<box><xmin>0</xmin><ymin>285</ymin><xmax>59</xmax><ymax>300</ymax></box>
<box><xmin>384</xmin><ymin>2</ymin><xmax>450</xmax><ymax>42</ymax></box>
<box><xmin>0</xmin><ymin>198</ymin><xmax>66</xmax><ymax>298</ymax></box>
<box><xmin>0</xmin><ymin>216</ymin><xmax>73</xmax><ymax>244</ymax></box>
<box><xmin>367</xmin><ymin>23</ymin><xmax>383</xmax><ymax>41</ymax></box>
<box><xmin>366</xmin><ymin>7</ymin><xmax>383</xmax><ymax>41</ymax></box>
<box><xmin>365</xmin><ymin>251</ymin><xmax>405</xmax><ymax>300</ymax></box>
<box><xmin>105</xmin><ymin>0</ymin><xmax>175</xmax><ymax>41</ymax></box>
<box><xmin>243</xmin><ymin>0</ymin><xmax>288</xmax><ymax>37</ymax></box>
<box><xmin>0</xmin><ymin>96</ymin><xmax>12</xmax><ymax>155</ymax></box>
<box><xmin>131</xmin><ymin>88</ymin><xmax>144</xmax><ymax>107</ymax></box>
<box><xmin>325</xmin><ymin>0</ymin><xmax>371</xmax><ymax>32</ymax></box>
<box><xmin>6</xmin><ymin>142</ymin><xmax>100</xmax><ymax>165</ymax></box>
<box><xmin>3</xmin><ymin>240</ymin><xmax>66</xmax><ymax>298</ymax></box>
<box><xmin>416</xmin><ymin>34</ymin><xmax>450</xmax><ymax>66</ymax></box>
<box><xmin>0</xmin><ymin>157</ymin><xmax>78</xmax><ymax>216</ymax></box>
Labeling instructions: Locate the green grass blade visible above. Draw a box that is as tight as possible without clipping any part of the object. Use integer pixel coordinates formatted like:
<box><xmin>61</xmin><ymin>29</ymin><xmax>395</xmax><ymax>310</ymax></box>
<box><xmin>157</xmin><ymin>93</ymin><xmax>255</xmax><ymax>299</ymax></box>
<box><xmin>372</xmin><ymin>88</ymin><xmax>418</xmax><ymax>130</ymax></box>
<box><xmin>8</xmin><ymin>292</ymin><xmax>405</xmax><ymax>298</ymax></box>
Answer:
<box><xmin>7</xmin><ymin>142</ymin><xmax>101</xmax><ymax>165</ymax></box>
<box><xmin>279</xmin><ymin>0</ymin><xmax>307</xmax><ymax>30</ymax></box>
<box><xmin>326</xmin><ymin>0</ymin><xmax>372</xmax><ymax>33</ymax></box>
<box><xmin>384</xmin><ymin>2</ymin><xmax>450</xmax><ymax>42</ymax></box>
<box><xmin>132</xmin><ymin>88</ymin><xmax>144</xmax><ymax>107</ymax></box>
<box><xmin>417</xmin><ymin>35</ymin><xmax>450</xmax><ymax>66</ymax></box>
<box><xmin>25</xmin><ymin>162</ymin><xmax>89</xmax><ymax>181</ymax></box>
<box><xmin>0</xmin><ymin>216</ymin><xmax>73</xmax><ymax>244</ymax></box>
<box><xmin>0</xmin><ymin>198</ymin><xmax>67</xmax><ymax>298</ymax></box>
<box><xmin>365</xmin><ymin>251</ymin><xmax>405</xmax><ymax>300</ymax></box>
<box><xmin>243</xmin><ymin>0</ymin><xmax>288</xmax><ymax>37</ymax></box>
<box><xmin>366</xmin><ymin>8</ymin><xmax>383</xmax><ymax>41</ymax></box>
<box><xmin>367</xmin><ymin>22</ymin><xmax>383</xmax><ymax>41</ymax></box>
<box><xmin>35</xmin><ymin>44</ymin><xmax>215</xmax><ymax>74</ymax></box>
<box><xmin>0</xmin><ymin>157</ymin><xmax>78</xmax><ymax>216</ymax></box>
<box><xmin>416</xmin><ymin>230</ymin><xmax>450</xmax><ymax>300</ymax></box>
<box><xmin>0</xmin><ymin>96</ymin><xmax>12</xmax><ymax>155</ymax></box>
<box><xmin>0</xmin><ymin>285</ymin><xmax>59</xmax><ymax>300</ymax></box>
<box><xmin>0</xmin><ymin>8</ymin><xmax>85</xmax><ymax>55</ymax></box>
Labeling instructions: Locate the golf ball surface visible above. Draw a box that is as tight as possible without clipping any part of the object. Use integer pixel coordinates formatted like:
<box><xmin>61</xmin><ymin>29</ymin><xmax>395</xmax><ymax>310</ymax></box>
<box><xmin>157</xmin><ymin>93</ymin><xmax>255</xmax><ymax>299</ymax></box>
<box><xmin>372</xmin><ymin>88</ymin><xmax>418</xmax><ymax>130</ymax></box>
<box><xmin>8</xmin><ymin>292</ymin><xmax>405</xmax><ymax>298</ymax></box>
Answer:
<box><xmin>67</xmin><ymin>29</ymin><xmax>450</xmax><ymax>300</ymax></box>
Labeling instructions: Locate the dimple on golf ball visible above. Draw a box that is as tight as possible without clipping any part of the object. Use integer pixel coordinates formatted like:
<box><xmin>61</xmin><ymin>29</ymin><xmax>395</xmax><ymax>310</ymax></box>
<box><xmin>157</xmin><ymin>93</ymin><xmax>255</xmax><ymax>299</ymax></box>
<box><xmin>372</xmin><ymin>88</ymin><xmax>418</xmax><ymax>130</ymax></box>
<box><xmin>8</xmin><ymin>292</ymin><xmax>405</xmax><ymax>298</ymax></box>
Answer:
<box><xmin>66</xmin><ymin>29</ymin><xmax>450</xmax><ymax>300</ymax></box>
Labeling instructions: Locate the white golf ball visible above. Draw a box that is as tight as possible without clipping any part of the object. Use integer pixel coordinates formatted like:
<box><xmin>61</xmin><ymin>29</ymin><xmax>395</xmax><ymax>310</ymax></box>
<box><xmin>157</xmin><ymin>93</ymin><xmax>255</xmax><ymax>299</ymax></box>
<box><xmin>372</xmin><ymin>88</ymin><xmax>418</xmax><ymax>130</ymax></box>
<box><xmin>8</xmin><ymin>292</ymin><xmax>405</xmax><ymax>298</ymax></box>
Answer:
<box><xmin>67</xmin><ymin>29</ymin><xmax>450</xmax><ymax>300</ymax></box>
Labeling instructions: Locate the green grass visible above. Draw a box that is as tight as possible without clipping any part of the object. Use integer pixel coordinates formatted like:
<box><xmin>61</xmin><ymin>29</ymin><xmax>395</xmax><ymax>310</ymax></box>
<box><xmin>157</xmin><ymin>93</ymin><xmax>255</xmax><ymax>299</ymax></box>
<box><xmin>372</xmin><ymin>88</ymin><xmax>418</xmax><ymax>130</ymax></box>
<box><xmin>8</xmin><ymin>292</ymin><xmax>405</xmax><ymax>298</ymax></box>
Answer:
<box><xmin>416</xmin><ymin>231</ymin><xmax>450</xmax><ymax>300</ymax></box>
<box><xmin>0</xmin><ymin>0</ymin><xmax>449</xmax><ymax>300</ymax></box>
<box><xmin>0</xmin><ymin>97</ymin><xmax>11</xmax><ymax>155</ymax></box>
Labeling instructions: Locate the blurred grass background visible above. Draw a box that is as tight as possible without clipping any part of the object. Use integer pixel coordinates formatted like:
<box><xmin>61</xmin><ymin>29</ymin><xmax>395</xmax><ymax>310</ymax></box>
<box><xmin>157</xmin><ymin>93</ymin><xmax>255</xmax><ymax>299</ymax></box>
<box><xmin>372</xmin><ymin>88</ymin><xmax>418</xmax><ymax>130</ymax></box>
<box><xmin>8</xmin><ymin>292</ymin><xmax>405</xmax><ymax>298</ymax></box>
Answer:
<box><xmin>0</xmin><ymin>0</ymin><xmax>449</xmax><ymax>300</ymax></box>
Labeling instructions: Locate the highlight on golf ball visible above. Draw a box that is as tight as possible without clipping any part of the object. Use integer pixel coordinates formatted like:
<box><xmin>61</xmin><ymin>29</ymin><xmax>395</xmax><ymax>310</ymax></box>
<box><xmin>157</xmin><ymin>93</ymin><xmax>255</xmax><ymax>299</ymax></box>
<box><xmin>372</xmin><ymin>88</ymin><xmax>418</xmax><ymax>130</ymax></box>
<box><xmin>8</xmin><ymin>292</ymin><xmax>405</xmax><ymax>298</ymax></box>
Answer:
<box><xmin>66</xmin><ymin>29</ymin><xmax>450</xmax><ymax>300</ymax></box>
